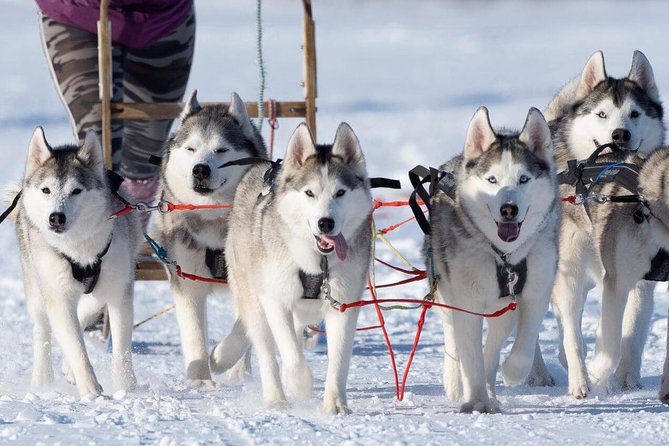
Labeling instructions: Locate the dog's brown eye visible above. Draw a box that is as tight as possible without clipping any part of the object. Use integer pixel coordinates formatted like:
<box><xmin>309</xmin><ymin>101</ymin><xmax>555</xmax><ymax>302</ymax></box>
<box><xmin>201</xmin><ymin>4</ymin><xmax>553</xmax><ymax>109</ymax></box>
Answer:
<box><xmin>186</xmin><ymin>147</ymin><xmax>196</xmax><ymax>152</ymax></box>
<box><xmin>72</xmin><ymin>188</ymin><xmax>82</xmax><ymax>195</ymax></box>
<box><xmin>631</xmin><ymin>110</ymin><xmax>640</xmax><ymax>118</ymax></box>
<box><xmin>335</xmin><ymin>189</ymin><xmax>346</xmax><ymax>197</ymax></box>
<box><xmin>41</xmin><ymin>187</ymin><xmax>51</xmax><ymax>194</ymax></box>
<box><xmin>305</xmin><ymin>190</ymin><xmax>314</xmax><ymax>198</ymax></box>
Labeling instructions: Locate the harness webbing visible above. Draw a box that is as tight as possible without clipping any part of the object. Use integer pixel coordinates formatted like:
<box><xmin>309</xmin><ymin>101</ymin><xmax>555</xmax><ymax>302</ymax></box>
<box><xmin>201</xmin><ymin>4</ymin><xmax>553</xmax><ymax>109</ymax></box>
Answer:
<box><xmin>62</xmin><ymin>237</ymin><xmax>112</xmax><ymax>294</ymax></box>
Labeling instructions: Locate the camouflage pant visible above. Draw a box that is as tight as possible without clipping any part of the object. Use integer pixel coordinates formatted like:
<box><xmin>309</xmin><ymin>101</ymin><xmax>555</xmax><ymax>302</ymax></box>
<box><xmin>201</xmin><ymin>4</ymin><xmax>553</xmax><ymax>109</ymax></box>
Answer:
<box><xmin>39</xmin><ymin>10</ymin><xmax>196</xmax><ymax>179</ymax></box>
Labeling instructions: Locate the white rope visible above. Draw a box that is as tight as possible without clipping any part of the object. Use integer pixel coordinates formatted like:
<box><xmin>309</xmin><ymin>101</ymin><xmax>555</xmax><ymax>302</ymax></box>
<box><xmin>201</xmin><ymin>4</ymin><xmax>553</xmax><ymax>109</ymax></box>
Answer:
<box><xmin>256</xmin><ymin>0</ymin><xmax>266</xmax><ymax>131</ymax></box>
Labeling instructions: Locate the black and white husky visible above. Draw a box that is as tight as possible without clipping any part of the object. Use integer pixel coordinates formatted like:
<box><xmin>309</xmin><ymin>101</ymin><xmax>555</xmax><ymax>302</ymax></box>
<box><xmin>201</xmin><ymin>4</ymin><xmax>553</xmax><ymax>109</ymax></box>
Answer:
<box><xmin>529</xmin><ymin>51</ymin><xmax>665</xmax><ymax>399</ymax></box>
<box><xmin>154</xmin><ymin>91</ymin><xmax>266</xmax><ymax>388</ymax></box>
<box><xmin>210</xmin><ymin>123</ymin><xmax>374</xmax><ymax>414</ymax></box>
<box><xmin>427</xmin><ymin>107</ymin><xmax>559</xmax><ymax>413</ymax></box>
<box><xmin>15</xmin><ymin>128</ymin><xmax>141</xmax><ymax>397</ymax></box>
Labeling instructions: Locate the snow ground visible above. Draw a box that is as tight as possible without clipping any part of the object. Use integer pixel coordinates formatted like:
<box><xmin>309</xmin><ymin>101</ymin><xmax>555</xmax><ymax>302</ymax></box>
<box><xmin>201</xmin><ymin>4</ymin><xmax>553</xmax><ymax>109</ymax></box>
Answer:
<box><xmin>1</xmin><ymin>0</ymin><xmax>669</xmax><ymax>444</ymax></box>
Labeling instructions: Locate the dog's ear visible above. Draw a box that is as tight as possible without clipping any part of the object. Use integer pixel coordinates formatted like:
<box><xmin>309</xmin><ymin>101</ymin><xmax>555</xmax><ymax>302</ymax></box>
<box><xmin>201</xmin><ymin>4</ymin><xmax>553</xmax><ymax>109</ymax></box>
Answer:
<box><xmin>519</xmin><ymin>107</ymin><xmax>554</xmax><ymax>165</ymax></box>
<box><xmin>284</xmin><ymin>122</ymin><xmax>316</xmax><ymax>169</ymax></box>
<box><xmin>78</xmin><ymin>131</ymin><xmax>105</xmax><ymax>174</ymax></box>
<box><xmin>228</xmin><ymin>92</ymin><xmax>257</xmax><ymax>141</ymax></box>
<box><xmin>575</xmin><ymin>51</ymin><xmax>607</xmax><ymax>101</ymax></box>
<box><xmin>180</xmin><ymin>90</ymin><xmax>201</xmax><ymax>122</ymax></box>
<box><xmin>26</xmin><ymin>126</ymin><xmax>53</xmax><ymax>177</ymax></box>
<box><xmin>332</xmin><ymin>122</ymin><xmax>366</xmax><ymax>174</ymax></box>
<box><xmin>463</xmin><ymin>106</ymin><xmax>496</xmax><ymax>160</ymax></box>
<box><xmin>629</xmin><ymin>50</ymin><xmax>659</xmax><ymax>102</ymax></box>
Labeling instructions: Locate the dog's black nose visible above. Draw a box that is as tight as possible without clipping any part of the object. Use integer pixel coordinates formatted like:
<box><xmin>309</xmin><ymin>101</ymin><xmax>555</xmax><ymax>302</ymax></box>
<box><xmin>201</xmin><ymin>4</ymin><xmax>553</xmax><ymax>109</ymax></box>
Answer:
<box><xmin>192</xmin><ymin>164</ymin><xmax>211</xmax><ymax>180</ymax></box>
<box><xmin>318</xmin><ymin>217</ymin><xmax>335</xmax><ymax>234</ymax></box>
<box><xmin>500</xmin><ymin>203</ymin><xmax>518</xmax><ymax>220</ymax></box>
<box><xmin>49</xmin><ymin>212</ymin><xmax>66</xmax><ymax>229</ymax></box>
<box><xmin>611</xmin><ymin>128</ymin><xmax>631</xmax><ymax>145</ymax></box>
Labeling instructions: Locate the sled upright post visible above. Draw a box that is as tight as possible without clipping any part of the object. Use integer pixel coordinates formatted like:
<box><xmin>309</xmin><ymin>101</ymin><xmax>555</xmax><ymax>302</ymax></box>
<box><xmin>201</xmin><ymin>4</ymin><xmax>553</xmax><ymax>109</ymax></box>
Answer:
<box><xmin>96</xmin><ymin>1</ymin><xmax>319</xmax><ymax>280</ymax></box>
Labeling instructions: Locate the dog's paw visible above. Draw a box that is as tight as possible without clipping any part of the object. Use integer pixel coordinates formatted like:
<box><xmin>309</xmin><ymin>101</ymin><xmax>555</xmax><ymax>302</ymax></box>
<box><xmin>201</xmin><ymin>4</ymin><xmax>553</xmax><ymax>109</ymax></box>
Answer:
<box><xmin>613</xmin><ymin>368</ymin><xmax>643</xmax><ymax>391</ymax></box>
<box><xmin>224</xmin><ymin>364</ymin><xmax>251</xmax><ymax>384</ymax></box>
<box><xmin>459</xmin><ymin>398</ymin><xmax>500</xmax><ymax>414</ymax></box>
<box><xmin>283</xmin><ymin>363</ymin><xmax>313</xmax><ymax>398</ymax></box>
<box><xmin>77</xmin><ymin>378</ymin><xmax>103</xmax><ymax>398</ymax></box>
<box><xmin>502</xmin><ymin>356</ymin><xmax>532</xmax><ymax>386</ymax></box>
<box><xmin>659</xmin><ymin>375</ymin><xmax>669</xmax><ymax>404</ymax></box>
<box><xmin>526</xmin><ymin>370</ymin><xmax>555</xmax><ymax>387</ymax></box>
<box><xmin>568</xmin><ymin>375</ymin><xmax>590</xmax><ymax>399</ymax></box>
<box><xmin>186</xmin><ymin>378</ymin><xmax>216</xmax><ymax>391</ymax></box>
<box><xmin>322</xmin><ymin>397</ymin><xmax>351</xmax><ymax>415</ymax></box>
<box><xmin>31</xmin><ymin>366</ymin><xmax>55</xmax><ymax>389</ymax></box>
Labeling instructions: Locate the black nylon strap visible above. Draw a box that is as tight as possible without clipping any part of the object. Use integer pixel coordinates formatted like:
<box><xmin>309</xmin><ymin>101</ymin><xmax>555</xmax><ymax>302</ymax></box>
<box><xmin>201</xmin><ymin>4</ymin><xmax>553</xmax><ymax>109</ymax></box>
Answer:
<box><xmin>63</xmin><ymin>237</ymin><xmax>112</xmax><ymax>294</ymax></box>
<box><xmin>0</xmin><ymin>191</ymin><xmax>21</xmax><ymax>225</ymax></box>
<box><xmin>205</xmin><ymin>248</ymin><xmax>228</xmax><ymax>280</ymax></box>
<box><xmin>408</xmin><ymin>165</ymin><xmax>435</xmax><ymax>235</ymax></box>
<box><xmin>369</xmin><ymin>177</ymin><xmax>401</xmax><ymax>189</ymax></box>
<box><xmin>219</xmin><ymin>157</ymin><xmax>272</xmax><ymax>169</ymax></box>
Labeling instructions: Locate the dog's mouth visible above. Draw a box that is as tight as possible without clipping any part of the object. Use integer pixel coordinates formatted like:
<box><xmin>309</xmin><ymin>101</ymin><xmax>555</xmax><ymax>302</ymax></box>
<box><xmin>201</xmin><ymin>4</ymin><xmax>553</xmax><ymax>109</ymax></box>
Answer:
<box><xmin>496</xmin><ymin>221</ymin><xmax>523</xmax><ymax>243</ymax></box>
<box><xmin>313</xmin><ymin>233</ymin><xmax>349</xmax><ymax>261</ymax></box>
<box><xmin>192</xmin><ymin>179</ymin><xmax>226</xmax><ymax>195</ymax></box>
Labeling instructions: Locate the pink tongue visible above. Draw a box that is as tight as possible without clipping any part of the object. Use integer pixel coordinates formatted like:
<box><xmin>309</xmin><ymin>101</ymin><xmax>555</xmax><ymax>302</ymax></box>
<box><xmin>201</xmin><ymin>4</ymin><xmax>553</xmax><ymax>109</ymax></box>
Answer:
<box><xmin>497</xmin><ymin>222</ymin><xmax>520</xmax><ymax>242</ymax></box>
<box><xmin>322</xmin><ymin>233</ymin><xmax>349</xmax><ymax>261</ymax></box>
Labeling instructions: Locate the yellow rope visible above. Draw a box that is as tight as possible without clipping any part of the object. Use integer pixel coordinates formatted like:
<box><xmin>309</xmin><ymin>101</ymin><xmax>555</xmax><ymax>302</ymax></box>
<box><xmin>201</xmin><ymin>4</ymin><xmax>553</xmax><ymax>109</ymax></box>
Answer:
<box><xmin>133</xmin><ymin>305</ymin><xmax>175</xmax><ymax>330</ymax></box>
<box><xmin>375</xmin><ymin>230</ymin><xmax>421</xmax><ymax>272</ymax></box>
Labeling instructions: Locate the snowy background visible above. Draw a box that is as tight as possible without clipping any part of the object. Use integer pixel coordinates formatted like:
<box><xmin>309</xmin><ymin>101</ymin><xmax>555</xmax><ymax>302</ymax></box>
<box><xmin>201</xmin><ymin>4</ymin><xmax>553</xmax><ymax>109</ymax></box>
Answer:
<box><xmin>1</xmin><ymin>0</ymin><xmax>669</xmax><ymax>444</ymax></box>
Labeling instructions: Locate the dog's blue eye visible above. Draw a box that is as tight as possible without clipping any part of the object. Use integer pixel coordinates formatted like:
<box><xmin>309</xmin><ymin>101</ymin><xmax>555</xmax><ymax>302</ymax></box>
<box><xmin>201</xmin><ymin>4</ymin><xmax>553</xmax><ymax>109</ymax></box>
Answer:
<box><xmin>631</xmin><ymin>110</ymin><xmax>640</xmax><ymax>118</ymax></box>
<box><xmin>186</xmin><ymin>147</ymin><xmax>196</xmax><ymax>152</ymax></box>
<box><xmin>597</xmin><ymin>111</ymin><xmax>607</xmax><ymax>119</ymax></box>
<box><xmin>41</xmin><ymin>187</ymin><xmax>50</xmax><ymax>194</ymax></box>
<box><xmin>519</xmin><ymin>175</ymin><xmax>530</xmax><ymax>184</ymax></box>
<box><xmin>335</xmin><ymin>189</ymin><xmax>346</xmax><ymax>197</ymax></box>
<box><xmin>72</xmin><ymin>188</ymin><xmax>82</xmax><ymax>195</ymax></box>
<box><xmin>487</xmin><ymin>176</ymin><xmax>497</xmax><ymax>184</ymax></box>
<box><xmin>305</xmin><ymin>190</ymin><xmax>314</xmax><ymax>198</ymax></box>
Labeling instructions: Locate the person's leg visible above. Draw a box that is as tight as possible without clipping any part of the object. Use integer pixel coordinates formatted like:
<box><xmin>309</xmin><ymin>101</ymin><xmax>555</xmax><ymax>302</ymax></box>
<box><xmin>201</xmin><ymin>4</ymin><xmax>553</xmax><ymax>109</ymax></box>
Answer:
<box><xmin>120</xmin><ymin>11</ymin><xmax>196</xmax><ymax>179</ymax></box>
<box><xmin>38</xmin><ymin>13</ymin><xmax>125</xmax><ymax>169</ymax></box>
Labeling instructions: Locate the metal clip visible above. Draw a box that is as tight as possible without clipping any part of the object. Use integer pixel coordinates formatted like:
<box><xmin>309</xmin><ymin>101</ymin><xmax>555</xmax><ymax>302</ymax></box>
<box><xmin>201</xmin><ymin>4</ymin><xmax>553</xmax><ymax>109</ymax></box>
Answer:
<box><xmin>158</xmin><ymin>200</ymin><xmax>171</xmax><ymax>213</ymax></box>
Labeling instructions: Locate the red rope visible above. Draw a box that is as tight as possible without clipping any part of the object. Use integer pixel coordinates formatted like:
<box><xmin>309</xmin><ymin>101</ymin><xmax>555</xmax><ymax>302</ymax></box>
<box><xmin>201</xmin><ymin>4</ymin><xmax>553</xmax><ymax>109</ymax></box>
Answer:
<box><xmin>374</xmin><ymin>257</ymin><xmax>425</xmax><ymax>276</ymax></box>
<box><xmin>340</xmin><ymin>297</ymin><xmax>517</xmax><ymax>317</ymax></box>
<box><xmin>175</xmin><ymin>265</ymin><xmax>228</xmax><ymax>285</ymax></box>
<box><xmin>167</xmin><ymin>203</ymin><xmax>232</xmax><ymax>211</ymax></box>
<box><xmin>561</xmin><ymin>195</ymin><xmax>576</xmax><ymax>203</ymax></box>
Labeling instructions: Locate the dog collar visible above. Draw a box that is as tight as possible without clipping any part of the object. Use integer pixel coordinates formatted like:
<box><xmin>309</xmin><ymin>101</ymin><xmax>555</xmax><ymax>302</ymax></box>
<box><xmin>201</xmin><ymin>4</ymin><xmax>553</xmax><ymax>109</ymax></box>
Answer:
<box><xmin>205</xmin><ymin>247</ymin><xmax>228</xmax><ymax>280</ymax></box>
<box><xmin>62</xmin><ymin>237</ymin><xmax>112</xmax><ymax>295</ymax></box>
<box><xmin>491</xmin><ymin>245</ymin><xmax>526</xmax><ymax>299</ymax></box>
<box><xmin>300</xmin><ymin>255</ymin><xmax>328</xmax><ymax>300</ymax></box>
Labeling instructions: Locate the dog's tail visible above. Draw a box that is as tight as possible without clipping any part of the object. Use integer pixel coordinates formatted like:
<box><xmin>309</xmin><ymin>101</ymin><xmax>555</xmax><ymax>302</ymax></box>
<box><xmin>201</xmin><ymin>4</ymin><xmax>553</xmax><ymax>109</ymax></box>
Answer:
<box><xmin>210</xmin><ymin>318</ymin><xmax>251</xmax><ymax>374</ymax></box>
<box><xmin>1</xmin><ymin>182</ymin><xmax>22</xmax><ymax>223</ymax></box>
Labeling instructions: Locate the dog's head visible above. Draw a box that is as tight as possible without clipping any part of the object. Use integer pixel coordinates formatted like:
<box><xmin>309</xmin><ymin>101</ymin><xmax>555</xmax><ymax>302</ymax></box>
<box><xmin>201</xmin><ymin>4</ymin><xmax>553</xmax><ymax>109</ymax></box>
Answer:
<box><xmin>162</xmin><ymin>91</ymin><xmax>266</xmax><ymax>205</ymax></box>
<box><xmin>566</xmin><ymin>50</ymin><xmax>664</xmax><ymax>159</ymax></box>
<box><xmin>21</xmin><ymin>127</ymin><xmax>110</xmax><ymax>237</ymax></box>
<box><xmin>460</xmin><ymin>107</ymin><xmax>557</xmax><ymax>250</ymax></box>
<box><xmin>276</xmin><ymin>123</ymin><xmax>373</xmax><ymax>261</ymax></box>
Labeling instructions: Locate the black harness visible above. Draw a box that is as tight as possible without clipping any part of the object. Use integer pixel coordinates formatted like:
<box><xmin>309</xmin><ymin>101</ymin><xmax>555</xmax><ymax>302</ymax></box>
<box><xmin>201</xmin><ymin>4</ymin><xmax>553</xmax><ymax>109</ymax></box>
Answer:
<box><xmin>61</xmin><ymin>238</ymin><xmax>112</xmax><ymax>294</ymax></box>
<box><xmin>300</xmin><ymin>256</ymin><xmax>328</xmax><ymax>299</ymax></box>
<box><xmin>408</xmin><ymin>164</ymin><xmax>527</xmax><ymax>299</ymax></box>
<box><xmin>559</xmin><ymin>143</ymin><xmax>669</xmax><ymax>282</ymax></box>
<box><xmin>205</xmin><ymin>247</ymin><xmax>228</xmax><ymax>280</ymax></box>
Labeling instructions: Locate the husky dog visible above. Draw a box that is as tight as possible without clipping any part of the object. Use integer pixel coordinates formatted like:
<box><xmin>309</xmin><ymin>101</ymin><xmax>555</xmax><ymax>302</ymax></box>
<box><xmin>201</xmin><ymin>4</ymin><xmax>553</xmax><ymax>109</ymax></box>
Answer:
<box><xmin>580</xmin><ymin>149</ymin><xmax>669</xmax><ymax>403</ymax></box>
<box><xmin>154</xmin><ymin>91</ymin><xmax>266</xmax><ymax>388</ymax></box>
<box><xmin>529</xmin><ymin>51</ymin><xmax>665</xmax><ymax>398</ymax></box>
<box><xmin>210</xmin><ymin>123</ymin><xmax>373</xmax><ymax>414</ymax></box>
<box><xmin>15</xmin><ymin>128</ymin><xmax>141</xmax><ymax>397</ymax></box>
<box><xmin>428</xmin><ymin>107</ymin><xmax>559</xmax><ymax>413</ymax></box>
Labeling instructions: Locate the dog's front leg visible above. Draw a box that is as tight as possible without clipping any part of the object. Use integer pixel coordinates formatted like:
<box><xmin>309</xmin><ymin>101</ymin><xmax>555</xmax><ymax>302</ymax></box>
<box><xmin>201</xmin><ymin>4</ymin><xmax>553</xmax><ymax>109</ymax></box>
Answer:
<box><xmin>172</xmin><ymin>283</ymin><xmax>214</xmax><ymax>389</ymax></box>
<box><xmin>45</xmin><ymin>293</ymin><xmax>102</xmax><ymax>397</ymax></box>
<box><xmin>440</xmin><ymin>307</ymin><xmax>463</xmax><ymax>402</ymax></box>
<box><xmin>322</xmin><ymin>305</ymin><xmax>359</xmax><ymax>415</ymax></box>
<box><xmin>26</xmin><ymin>286</ymin><xmax>54</xmax><ymax>389</ymax></box>
<box><xmin>615</xmin><ymin>280</ymin><xmax>655</xmax><ymax>390</ymax></box>
<box><xmin>104</xmin><ymin>283</ymin><xmax>136</xmax><ymax>391</ymax></box>
<box><xmin>485</xmin><ymin>311</ymin><xmax>515</xmax><ymax>400</ymax></box>
<box><xmin>588</xmin><ymin>275</ymin><xmax>630</xmax><ymax>389</ymax></box>
<box><xmin>452</xmin><ymin>310</ymin><xmax>496</xmax><ymax>413</ymax></box>
<box><xmin>660</xmin><ymin>312</ymin><xmax>669</xmax><ymax>404</ymax></box>
<box><xmin>262</xmin><ymin>297</ymin><xmax>313</xmax><ymax>399</ymax></box>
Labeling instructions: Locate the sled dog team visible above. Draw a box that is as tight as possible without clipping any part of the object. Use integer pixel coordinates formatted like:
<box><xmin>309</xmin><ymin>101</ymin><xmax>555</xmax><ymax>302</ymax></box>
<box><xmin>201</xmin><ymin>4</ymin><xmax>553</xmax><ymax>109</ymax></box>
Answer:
<box><xmin>13</xmin><ymin>50</ymin><xmax>669</xmax><ymax>414</ymax></box>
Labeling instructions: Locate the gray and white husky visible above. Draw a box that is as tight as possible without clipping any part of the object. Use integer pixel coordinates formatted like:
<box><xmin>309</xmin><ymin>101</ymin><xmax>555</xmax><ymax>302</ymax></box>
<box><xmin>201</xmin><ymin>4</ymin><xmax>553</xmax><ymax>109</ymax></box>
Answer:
<box><xmin>154</xmin><ymin>91</ymin><xmax>266</xmax><ymax>388</ymax></box>
<box><xmin>581</xmin><ymin>149</ymin><xmax>669</xmax><ymax>403</ymax></box>
<box><xmin>15</xmin><ymin>128</ymin><xmax>141</xmax><ymax>397</ymax></box>
<box><xmin>427</xmin><ymin>107</ymin><xmax>559</xmax><ymax>413</ymax></box>
<box><xmin>210</xmin><ymin>123</ymin><xmax>373</xmax><ymax>414</ymax></box>
<box><xmin>529</xmin><ymin>51</ymin><xmax>665</xmax><ymax>398</ymax></box>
